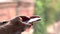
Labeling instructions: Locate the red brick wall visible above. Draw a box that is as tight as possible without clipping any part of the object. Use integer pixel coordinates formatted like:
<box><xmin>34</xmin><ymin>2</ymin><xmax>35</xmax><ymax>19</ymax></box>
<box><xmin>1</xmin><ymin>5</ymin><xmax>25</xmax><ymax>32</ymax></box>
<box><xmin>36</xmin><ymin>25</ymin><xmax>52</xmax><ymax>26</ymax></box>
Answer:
<box><xmin>0</xmin><ymin>0</ymin><xmax>34</xmax><ymax>21</ymax></box>
<box><xmin>0</xmin><ymin>8</ymin><xmax>10</xmax><ymax>21</ymax></box>
<box><xmin>0</xmin><ymin>8</ymin><xmax>16</xmax><ymax>21</ymax></box>
<box><xmin>19</xmin><ymin>0</ymin><xmax>34</xmax><ymax>17</ymax></box>
<box><xmin>0</xmin><ymin>3</ymin><xmax>17</xmax><ymax>21</ymax></box>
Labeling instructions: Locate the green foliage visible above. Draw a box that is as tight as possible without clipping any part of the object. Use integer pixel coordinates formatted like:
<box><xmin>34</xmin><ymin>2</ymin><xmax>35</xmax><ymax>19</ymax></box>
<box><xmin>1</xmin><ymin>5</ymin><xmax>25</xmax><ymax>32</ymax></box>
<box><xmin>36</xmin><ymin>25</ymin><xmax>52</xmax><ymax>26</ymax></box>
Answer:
<box><xmin>34</xmin><ymin>0</ymin><xmax>60</xmax><ymax>34</ymax></box>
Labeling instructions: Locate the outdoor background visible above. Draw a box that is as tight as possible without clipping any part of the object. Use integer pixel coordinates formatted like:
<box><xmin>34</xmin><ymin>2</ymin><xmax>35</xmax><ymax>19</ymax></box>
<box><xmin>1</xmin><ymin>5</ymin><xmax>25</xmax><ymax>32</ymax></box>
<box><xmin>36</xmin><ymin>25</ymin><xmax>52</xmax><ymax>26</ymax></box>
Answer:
<box><xmin>34</xmin><ymin>0</ymin><xmax>60</xmax><ymax>34</ymax></box>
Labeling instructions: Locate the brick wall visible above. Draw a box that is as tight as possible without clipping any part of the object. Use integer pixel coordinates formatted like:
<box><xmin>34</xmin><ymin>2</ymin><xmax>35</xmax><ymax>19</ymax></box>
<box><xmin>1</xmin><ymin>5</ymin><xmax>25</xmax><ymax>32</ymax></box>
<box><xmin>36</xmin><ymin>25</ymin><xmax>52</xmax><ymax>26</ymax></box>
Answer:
<box><xmin>17</xmin><ymin>0</ymin><xmax>34</xmax><ymax>17</ymax></box>
<box><xmin>0</xmin><ymin>2</ymin><xmax>17</xmax><ymax>21</ymax></box>
<box><xmin>0</xmin><ymin>0</ymin><xmax>34</xmax><ymax>21</ymax></box>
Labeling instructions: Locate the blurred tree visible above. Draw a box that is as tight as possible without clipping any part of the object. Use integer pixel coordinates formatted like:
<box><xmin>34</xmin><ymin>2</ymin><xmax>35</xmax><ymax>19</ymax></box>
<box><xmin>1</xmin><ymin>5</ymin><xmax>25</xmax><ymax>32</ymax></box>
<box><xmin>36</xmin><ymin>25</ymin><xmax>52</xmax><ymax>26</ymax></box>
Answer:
<box><xmin>33</xmin><ymin>0</ymin><xmax>60</xmax><ymax>34</ymax></box>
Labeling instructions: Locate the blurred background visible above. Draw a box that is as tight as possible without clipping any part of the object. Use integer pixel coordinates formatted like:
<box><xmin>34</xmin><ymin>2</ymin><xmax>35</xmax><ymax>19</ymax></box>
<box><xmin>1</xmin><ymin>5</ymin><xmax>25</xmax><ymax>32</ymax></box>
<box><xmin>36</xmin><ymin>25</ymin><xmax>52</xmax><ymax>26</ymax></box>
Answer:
<box><xmin>0</xmin><ymin>0</ymin><xmax>60</xmax><ymax>34</ymax></box>
<box><xmin>34</xmin><ymin>0</ymin><xmax>60</xmax><ymax>34</ymax></box>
